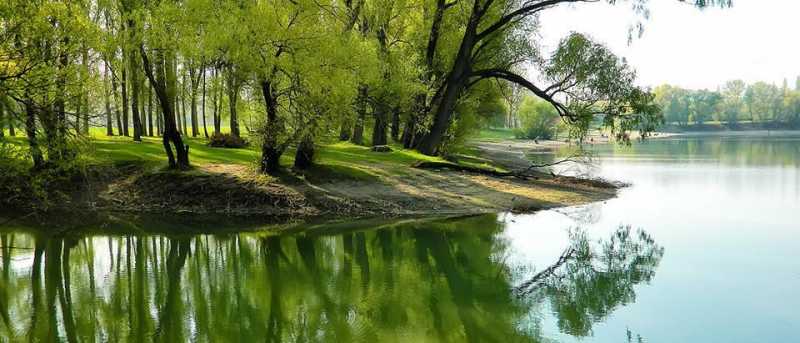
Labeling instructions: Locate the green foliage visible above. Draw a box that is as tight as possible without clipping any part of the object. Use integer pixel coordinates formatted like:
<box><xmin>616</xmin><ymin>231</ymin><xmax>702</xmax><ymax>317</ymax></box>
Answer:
<box><xmin>0</xmin><ymin>138</ymin><xmax>96</xmax><ymax>210</ymax></box>
<box><xmin>513</xmin><ymin>96</ymin><xmax>560</xmax><ymax>140</ymax></box>
<box><xmin>720</xmin><ymin>80</ymin><xmax>746</xmax><ymax>125</ymax></box>
<box><xmin>655</xmin><ymin>78</ymin><xmax>800</xmax><ymax>129</ymax></box>
<box><xmin>690</xmin><ymin>89</ymin><xmax>722</xmax><ymax>124</ymax></box>
<box><xmin>541</xmin><ymin>33</ymin><xmax>662</xmax><ymax>142</ymax></box>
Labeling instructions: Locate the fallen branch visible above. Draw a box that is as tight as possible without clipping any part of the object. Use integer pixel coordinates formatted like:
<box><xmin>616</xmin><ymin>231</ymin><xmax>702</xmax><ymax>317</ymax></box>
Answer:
<box><xmin>517</xmin><ymin>154</ymin><xmax>583</xmax><ymax>175</ymax></box>
<box><xmin>411</xmin><ymin>161</ymin><xmax>520</xmax><ymax>178</ymax></box>
<box><xmin>412</xmin><ymin>160</ymin><xmax>565</xmax><ymax>180</ymax></box>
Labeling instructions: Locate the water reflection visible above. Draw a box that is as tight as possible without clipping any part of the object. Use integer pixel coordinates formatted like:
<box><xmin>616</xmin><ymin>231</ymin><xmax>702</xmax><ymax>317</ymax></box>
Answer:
<box><xmin>0</xmin><ymin>215</ymin><xmax>662</xmax><ymax>342</ymax></box>
<box><xmin>578</xmin><ymin>135</ymin><xmax>800</xmax><ymax>167</ymax></box>
<box><xmin>515</xmin><ymin>228</ymin><xmax>663</xmax><ymax>337</ymax></box>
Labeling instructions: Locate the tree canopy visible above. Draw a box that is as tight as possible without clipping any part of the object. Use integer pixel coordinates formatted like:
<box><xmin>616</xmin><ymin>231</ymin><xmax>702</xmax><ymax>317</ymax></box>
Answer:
<box><xmin>0</xmin><ymin>0</ymin><xmax>732</xmax><ymax>172</ymax></box>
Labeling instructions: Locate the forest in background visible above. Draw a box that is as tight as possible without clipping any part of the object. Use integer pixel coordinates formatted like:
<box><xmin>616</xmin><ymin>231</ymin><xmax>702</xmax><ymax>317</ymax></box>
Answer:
<box><xmin>653</xmin><ymin>79</ymin><xmax>800</xmax><ymax>130</ymax></box>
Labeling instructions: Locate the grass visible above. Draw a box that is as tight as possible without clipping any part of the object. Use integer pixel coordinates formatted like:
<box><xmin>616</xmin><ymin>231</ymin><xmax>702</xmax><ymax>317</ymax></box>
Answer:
<box><xmin>3</xmin><ymin>126</ymin><xmax>516</xmax><ymax>185</ymax></box>
<box><xmin>2</xmin><ymin>127</ymin><xmax>458</xmax><ymax>179</ymax></box>
<box><xmin>474</xmin><ymin>128</ymin><xmax>516</xmax><ymax>141</ymax></box>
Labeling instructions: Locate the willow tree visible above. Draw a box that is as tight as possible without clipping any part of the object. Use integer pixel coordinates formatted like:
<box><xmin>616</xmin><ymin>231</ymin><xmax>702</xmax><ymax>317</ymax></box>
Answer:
<box><xmin>361</xmin><ymin>0</ymin><xmax>421</xmax><ymax>147</ymax></box>
<box><xmin>199</xmin><ymin>0</ymin><xmax>364</xmax><ymax>174</ymax></box>
<box><xmin>413</xmin><ymin>0</ymin><xmax>732</xmax><ymax>155</ymax></box>
<box><xmin>139</xmin><ymin>0</ymin><xmax>189</xmax><ymax>169</ymax></box>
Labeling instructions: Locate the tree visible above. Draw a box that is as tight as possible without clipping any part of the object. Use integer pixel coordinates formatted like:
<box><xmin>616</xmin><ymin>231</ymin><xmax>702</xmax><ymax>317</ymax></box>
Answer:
<box><xmin>500</xmin><ymin>81</ymin><xmax>524</xmax><ymax>128</ymax></box>
<box><xmin>720</xmin><ymin>80</ymin><xmax>745</xmax><ymax>126</ymax></box>
<box><xmin>690</xmin><ymin>89</ymin><xmax>721</xmax><ymax>125</ymax></box>
<box><xmin>654</xmin><ymin>84</ymin><xmax>689</xmax><ymax>126</ymax></box>
<box><xmin>744</xmin><ymin>82</ymin><xmax>780</xmax><ymax>123</ymax></box>
<box><xmin>412</xmin><ymin>0</ymin><xmax>729</xmax><ymax>155</ymax></box>
<box><xmin>138</xmin><ymin>1</ymin><xmax>190</xmax><ymax>169</ymax></box>
<box><xmin>513</xmin><ymin>96</ymin><xmax>559</xmax><ymax>139</ymax></box>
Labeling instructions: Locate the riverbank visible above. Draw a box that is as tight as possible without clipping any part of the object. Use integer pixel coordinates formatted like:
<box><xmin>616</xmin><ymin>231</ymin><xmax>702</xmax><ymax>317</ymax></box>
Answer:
<box><xmin>1</xmin><ymin>135</ymin><xmax>619</xmax><ymax>219</ymax></box>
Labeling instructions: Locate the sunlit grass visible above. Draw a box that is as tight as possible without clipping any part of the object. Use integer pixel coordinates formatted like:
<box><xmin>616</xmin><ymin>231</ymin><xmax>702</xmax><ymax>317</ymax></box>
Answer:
<box><xmin>3</xmin><ymin>128</ymin><xmax>457</xmax><ymax>178</ymax></box>
<box><xmin>475</xmin><ymin>128</ymin><xmax>516</xmax><ymax>141</ymax></box>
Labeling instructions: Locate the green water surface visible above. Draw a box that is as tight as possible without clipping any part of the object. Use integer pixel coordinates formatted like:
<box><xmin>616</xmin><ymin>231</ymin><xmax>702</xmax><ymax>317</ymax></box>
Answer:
<box><xmin>0</xmin><ymin>133</ymin><xmax>798</xmax><ymax>342</ymax></box>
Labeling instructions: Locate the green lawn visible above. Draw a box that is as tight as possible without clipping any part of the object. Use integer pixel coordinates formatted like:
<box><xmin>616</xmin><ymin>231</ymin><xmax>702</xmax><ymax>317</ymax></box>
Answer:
<box><xmin>90</xmin><ymin>135</ymin><xmax>262</xmax><ymax>166</ymax></box>
<box><xmin>3</xmin><ymin>127</ymin><xmax>498</xmax><ymax>182</ymax></box>
<box><xmin>475</xmin><ymin>128</ymin><xmax>516</xmax><ymax>141</ymax></box>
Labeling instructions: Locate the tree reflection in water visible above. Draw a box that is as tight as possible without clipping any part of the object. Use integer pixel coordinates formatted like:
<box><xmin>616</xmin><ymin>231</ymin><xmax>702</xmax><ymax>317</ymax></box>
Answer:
<box><xmin>0</xmin><ymin>215</ymin><xmax>662</xmax><ymax>342</ymax></box>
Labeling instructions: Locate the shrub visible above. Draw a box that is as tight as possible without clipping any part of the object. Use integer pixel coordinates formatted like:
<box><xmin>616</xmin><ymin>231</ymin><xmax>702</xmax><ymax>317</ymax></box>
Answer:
<box><xmin>208</xmin><ymin>132</ymin><xmax>248</xmax><ymax>148</ymax></box>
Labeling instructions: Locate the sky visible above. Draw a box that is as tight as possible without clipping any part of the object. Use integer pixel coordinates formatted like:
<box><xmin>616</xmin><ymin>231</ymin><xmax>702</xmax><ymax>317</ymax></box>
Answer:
<box><xmin>534</xmin><ymin>0</ymin><xmax>800</xmax><ymax>90</ymax></box>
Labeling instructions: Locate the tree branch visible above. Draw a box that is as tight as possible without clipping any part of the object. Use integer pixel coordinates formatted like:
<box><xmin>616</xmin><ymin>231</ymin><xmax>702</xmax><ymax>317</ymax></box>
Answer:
<box><xmin>470</xmin><ymin>68</ymin><xmax>573</xmax><ymax>119</ymax></box>
<box><xmin>476</xmin><ymin>0</ymin><xmax>598</xmax><ymax>41</ymax></box>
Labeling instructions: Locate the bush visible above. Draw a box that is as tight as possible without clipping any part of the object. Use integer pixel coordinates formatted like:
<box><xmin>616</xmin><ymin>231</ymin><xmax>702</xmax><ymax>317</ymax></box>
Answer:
<box><xmin>0</xmin><ymin>140</ymin><xmax>92</xmax><ymax>211</ymax></box>
<box><xmin>513</xmin><ymin>96</ymin><xmax>560</xmax><ymax>140</ymax></box>
<box><xmin>207</xmin><ymin>132</ymin><xmax>248</xmax><ymax>148</ymax></box>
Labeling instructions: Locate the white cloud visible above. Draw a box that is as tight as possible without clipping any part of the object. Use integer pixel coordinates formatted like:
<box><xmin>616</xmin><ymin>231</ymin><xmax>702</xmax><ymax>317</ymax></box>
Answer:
<box><xmin>533</xmin><ymin>0</ymin><xmax>800</xmax><ymax>90</ymax></box>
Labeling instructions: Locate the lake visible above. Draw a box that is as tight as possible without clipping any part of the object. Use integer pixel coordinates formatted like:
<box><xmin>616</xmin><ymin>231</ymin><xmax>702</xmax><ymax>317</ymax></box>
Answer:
<box><xmin>0</xmin><ymin>133</ymin><xmax>798</xmax><ymax>342</ymax></box>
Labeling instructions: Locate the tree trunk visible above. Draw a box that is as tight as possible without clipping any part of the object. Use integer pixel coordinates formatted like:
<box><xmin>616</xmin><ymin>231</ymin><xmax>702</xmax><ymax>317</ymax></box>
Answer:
<box><xmin>104</xmin><ymin>64</ymin><xmax>114</xmax><ymax>136</ymax></box>
<box><xmin>390</xmin><ymin>106</ymin><xmax>400</xmax><ymax>141</ymax></box>
<box><xmin>201</xmin><ymin>67</ymin><xmax>208</xmax><ymax>138</ymax></box>
<box><xmin>227</xmin><ymin>68</ymin><xmax>240</xmax><ymax>137</ymax></box>
<box><xmin>180</xmin><ymin>70</ymin><xmax>188</xmax><ymax>136</ymax></box>
<box><xmin>176</xmin><ymin>82</ymin><xmax>184</xmax><ymax>135</ymax></box>
<box><xmin>130</xmin><ymin>53</ymin><xmax>142</xmax><ymax>141</ymax></box>
<box><xmin>293</xmin><ymin>134</ymin><xmax>315</xmax><ymax>170</ymax></box>
<box><xmin>81</xmin><ymin>49</ymin><xmax>89</xmax><ymax>134</ymax></box>
<box><xmin>351</xmin><ymin>86</ymin><xmax>367</xmax><ymax>145</ymax></box>
<box><xmin>112</xmin><ymin>70</ymin><xmax>123</xmax><ymax>135</ymax></box>
<box><xmin>0</xmin><ymin>101</ymin><xmax>4</xmax><ymax>138</ymax></box>
<box><xmin>53</xmin><ymin>45</ymin><xmax>70</xmax><ymax>161</ymax></box>
<box><xmin>402</xmin><ymin>94</ymin><xmax>425</xmax><ymax>148</ymax></box>
<box><xmin>24</xmin><ymin>99</ymin><xmax>44</xmax><ymax>169</ymax></box>
<box><xmin>417</xmin><ymin>76</ymin><xmax>465</xmax><ymax>155</ymax></box>
<box><xmin>212</xmin><ymin>67</ymin><xmax>221</xmax><ymax>135</ymax></box>
<box><xmin>147</xmin><ymin>82</ymin><xmax>154</xmax><ymax>136</ymax></box>
<box><xmin>157</xmin><ymin>106</ymin><xmax>163</xmax><ymax>136</ymax></box>
<box><xmin>140</xmin><ymin>46</ymin><xmax>189</xmax><ymax>169</ymax></box>
<box><xmin>189</xmin><ymin>66</ymin><xmax>199</xmax><ymax>137</ymax></box>
<box><xmin>416</xmin><ymin>25</ymin><xmax>476</xmax><ymax>155</ymax></box>
<box><xmin>141</xmin><ymin>80</ymin><xmax>147</xmax><ymax>136</ymax></box>
<box><xmin>415</xmin><ymin>0</ymin><xmax>486</xmax><ymax>155</ymax></box>
<box><xmin>371</xmin><ymin>102</ymin><xmax>388</xmax><ymax>146</ymax></box>
<box><xmin>371</xmin><ymin>27</ymin><xmax>390</xmax><ymax>147</ymax></box>
<box><xmin>259</xmin><ymin>79</ymin><xmax>283</xmax><ymax>174</ymax></box>
<box><xmin>121</xmin><ymin>62</ymin><xmax>130</xmax><ymax>137</ymax></box>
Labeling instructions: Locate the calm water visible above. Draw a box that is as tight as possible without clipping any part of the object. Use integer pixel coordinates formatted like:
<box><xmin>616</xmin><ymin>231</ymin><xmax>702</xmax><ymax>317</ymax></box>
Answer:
<box><xmin>0</xmin><ymin>134</ymin><xmax>798</xmax><ymax>342</ymax></box>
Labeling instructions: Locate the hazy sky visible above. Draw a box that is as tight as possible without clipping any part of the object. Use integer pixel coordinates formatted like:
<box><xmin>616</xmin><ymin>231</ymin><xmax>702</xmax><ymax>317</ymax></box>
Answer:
<box><xmin>535</xmin><ymin>0</ymin><xmax>800</xmax><ymax>90</ymax></box>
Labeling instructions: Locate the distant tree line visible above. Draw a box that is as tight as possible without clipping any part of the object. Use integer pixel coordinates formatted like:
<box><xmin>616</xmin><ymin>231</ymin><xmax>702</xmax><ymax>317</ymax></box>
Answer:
<box><xmin>654</xmin><ymin>78</ymin><xmax>800</xmax><ymax>129</ymax></box>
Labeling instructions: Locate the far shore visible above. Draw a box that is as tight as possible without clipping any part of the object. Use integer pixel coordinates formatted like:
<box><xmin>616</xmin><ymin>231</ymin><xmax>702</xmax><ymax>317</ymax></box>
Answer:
<box><xmin>654</xmin><ymin>129</ymin><xmax>800</xmax><ymax>138</ymax></box>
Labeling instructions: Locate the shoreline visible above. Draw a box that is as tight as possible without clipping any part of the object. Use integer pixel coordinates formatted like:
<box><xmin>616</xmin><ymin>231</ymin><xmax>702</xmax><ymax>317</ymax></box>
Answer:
<box><xmin>2</xmin><ymin>142</ymin><xmax>620</xmax><ymax>223</ymax></box>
